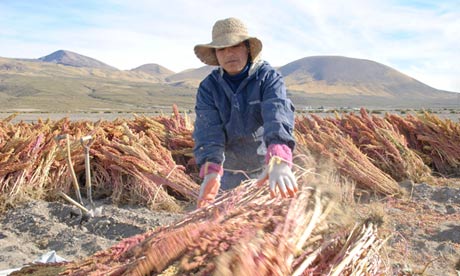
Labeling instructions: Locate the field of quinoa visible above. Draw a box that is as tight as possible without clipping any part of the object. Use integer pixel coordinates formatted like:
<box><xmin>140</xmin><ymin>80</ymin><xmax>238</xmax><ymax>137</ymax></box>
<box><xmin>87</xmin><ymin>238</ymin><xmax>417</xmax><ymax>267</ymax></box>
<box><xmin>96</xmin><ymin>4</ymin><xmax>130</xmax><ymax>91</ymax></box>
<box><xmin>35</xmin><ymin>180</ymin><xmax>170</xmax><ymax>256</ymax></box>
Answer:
<box><xmin>1</xmin><ymin>107</ymin><xmax>459</xmax><ymax>275</ymax></box>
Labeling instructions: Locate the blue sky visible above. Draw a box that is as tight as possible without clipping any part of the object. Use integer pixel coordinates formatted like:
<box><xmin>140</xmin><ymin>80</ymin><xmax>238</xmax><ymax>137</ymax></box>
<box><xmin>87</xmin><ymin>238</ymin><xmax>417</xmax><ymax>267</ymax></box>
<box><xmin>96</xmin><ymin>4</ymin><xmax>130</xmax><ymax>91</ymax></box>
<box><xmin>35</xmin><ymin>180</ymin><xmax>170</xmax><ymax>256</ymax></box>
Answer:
<box><xmin>1</xmin><ymin>0</ymin><xmax>459</xmax><ymax>92</ymax></box>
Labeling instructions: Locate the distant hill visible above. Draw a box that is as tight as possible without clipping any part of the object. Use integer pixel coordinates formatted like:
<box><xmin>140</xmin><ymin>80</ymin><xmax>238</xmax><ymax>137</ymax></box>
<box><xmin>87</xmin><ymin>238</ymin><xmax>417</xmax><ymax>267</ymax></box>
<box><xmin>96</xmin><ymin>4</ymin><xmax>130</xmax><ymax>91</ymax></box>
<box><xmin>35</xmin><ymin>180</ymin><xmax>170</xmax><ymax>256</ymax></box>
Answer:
<box><xmin>278</xmin><ymin>56</ymin><xmax>443</xmax><ymax>98</ymax></box>
<box><xmin>0</xmin><ymin>50</ymin><xmax>458</xmax><ymax>111</ymax></box>
<box><xmin>131</xmin><ymin>63</ymin><xmax>174</xmax><ymax>77</ymax></box>
<box><xmin>166</xmin><ymin>65</ymin><xmax>216</xmax><ymax>88</ymax></box>
<box><xmin>129</xmin><ymin>63</ymin><xmax>175</xmax><ymax>83</ymax></box>
<box><xmin>0</xmin><ymin>56</ymin><xmax>196</xmax><ymax>112</ymax></box>
<box><xmin>166</xmin><ymin>66</ymin><xmax>215</xmax><ymax>81</ymax></box>
<box><xmin>38</xmin><ymin>50</ymin><xmax>117</xmax><ymax>70</ymax></box>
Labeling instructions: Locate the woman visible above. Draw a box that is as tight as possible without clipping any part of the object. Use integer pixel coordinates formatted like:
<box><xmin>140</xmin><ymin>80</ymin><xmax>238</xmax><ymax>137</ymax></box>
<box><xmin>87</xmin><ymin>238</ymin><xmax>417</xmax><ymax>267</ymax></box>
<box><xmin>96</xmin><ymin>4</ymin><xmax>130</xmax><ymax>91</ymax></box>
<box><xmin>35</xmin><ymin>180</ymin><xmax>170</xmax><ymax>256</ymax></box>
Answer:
<box><xmin>193</xmin><ymin>17</ymin><xmax>297</xmax><ymax>208</ymax></box>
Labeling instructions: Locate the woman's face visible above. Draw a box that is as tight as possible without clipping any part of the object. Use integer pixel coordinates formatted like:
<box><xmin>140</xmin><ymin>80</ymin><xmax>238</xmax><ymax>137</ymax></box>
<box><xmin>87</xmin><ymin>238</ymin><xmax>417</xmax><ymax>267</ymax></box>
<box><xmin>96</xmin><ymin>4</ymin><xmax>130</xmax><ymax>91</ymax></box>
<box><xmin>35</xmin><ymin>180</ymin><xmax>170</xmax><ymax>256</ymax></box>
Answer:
<box><xmin>215</xmin><ymin>42</ymin><xmax>249</xmax><ymax>75</ymax></box>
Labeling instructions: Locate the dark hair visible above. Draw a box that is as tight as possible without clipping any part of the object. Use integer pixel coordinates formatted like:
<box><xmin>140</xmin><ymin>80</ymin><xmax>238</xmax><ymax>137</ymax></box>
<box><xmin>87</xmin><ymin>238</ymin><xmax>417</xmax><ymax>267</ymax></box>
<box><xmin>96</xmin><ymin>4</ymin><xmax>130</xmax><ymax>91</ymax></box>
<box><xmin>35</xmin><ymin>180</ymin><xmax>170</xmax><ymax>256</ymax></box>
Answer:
<box><xmin>244</xmin><ymin>40</ymin><xmax>252</xmax><ymax>61</ymax></box>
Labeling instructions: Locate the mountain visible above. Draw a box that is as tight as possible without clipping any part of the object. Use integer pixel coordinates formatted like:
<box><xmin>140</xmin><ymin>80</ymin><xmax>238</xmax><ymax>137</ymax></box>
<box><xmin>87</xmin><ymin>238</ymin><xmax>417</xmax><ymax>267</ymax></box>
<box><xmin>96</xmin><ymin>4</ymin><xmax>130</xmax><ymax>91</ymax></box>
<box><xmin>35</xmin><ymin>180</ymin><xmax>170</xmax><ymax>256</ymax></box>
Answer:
<box><xmin>129</xmin><ymin>63</ymin><xmax>175</xmax><ymax>82</ymax></box>
<box><xmin>166</xmin><ymin>66</ymin><xmax>215</xmax><ymax>82</ymax></box>
<box><xmin>166</xmin><ymin>66</ymin><xmax>216</xmax><ymax>88</ymax></box>
<box><xmin>0</xmin><ymin>56</ymin><xmax>196</xmax><ymax>112</ymax></box>
<box><xmin>278</xmin><ymin>56</ymin><xmax>441</xmax><ymax>97</ymax></box>
<box><xmin>130</xmin><ymin>63</ymin><xmax>174</xmax><ymax>76</ymax></box>
<box><xmin>38</xmin><ymin>50</ymin><xmax>117</xmax><ymax>70</ymax></box>
<box><xmin>0</xmin><ymin>50</ymin><xmax>458</xmax><ymax>112</ymax></box>
<box><xmin>275</xmin><ymin>56</ymin><xmax>458</xmax><ymax>108</ymax></box>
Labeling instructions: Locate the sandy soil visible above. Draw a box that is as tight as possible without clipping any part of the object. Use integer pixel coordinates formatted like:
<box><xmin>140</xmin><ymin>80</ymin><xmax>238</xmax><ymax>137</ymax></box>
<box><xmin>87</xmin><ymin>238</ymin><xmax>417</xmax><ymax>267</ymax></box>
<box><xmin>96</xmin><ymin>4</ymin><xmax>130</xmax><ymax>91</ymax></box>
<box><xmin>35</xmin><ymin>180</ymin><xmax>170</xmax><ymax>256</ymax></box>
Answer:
<box><xmin>369</xmin><ymin>180</ymin><xmax>460</xmax><ymax>275</ymax></box>
<box><xmin>0</xmin><ymin>180</ymin><xmax>459</xmax><ymax>275</ymax></box>
<box><xmin>0</xmin><ymin>198</ymin><xmax>185</xmax><ymax>273</ymax></box>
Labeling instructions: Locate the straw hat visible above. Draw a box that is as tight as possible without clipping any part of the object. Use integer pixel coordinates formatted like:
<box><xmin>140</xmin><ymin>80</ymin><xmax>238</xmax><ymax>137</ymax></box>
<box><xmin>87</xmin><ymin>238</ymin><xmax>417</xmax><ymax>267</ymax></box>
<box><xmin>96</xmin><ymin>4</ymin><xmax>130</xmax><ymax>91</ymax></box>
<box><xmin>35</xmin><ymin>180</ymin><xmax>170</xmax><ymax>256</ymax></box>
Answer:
<box><xmin>194</xmin><ymin>17</ymin><xmax>263</xmax><ymax>66</ymax></box>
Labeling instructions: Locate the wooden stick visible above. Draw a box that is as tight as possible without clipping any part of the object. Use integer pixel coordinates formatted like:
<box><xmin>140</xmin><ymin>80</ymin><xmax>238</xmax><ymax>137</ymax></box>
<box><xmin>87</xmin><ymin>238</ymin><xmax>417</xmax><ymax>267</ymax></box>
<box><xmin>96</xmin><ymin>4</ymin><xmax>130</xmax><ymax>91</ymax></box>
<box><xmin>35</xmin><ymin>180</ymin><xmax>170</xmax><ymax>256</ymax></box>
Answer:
<box><xmin>81</xmin><ymin>135</ymin><xmax>95</xmax><ymax>208</ymax></box>
<box><xmin>66</xmin><ymin>134</ymin><xmax>84</xmax><ymax>205</ymax></box>
<box><xmin>58</xmin><ymin>191</ymin><xmax>90</xmax><ymax>214</ymax></box>
<box><xmin>55</xmin><ymin>134</ymin><xmax>84</xmax><ymax>205</ymax></box>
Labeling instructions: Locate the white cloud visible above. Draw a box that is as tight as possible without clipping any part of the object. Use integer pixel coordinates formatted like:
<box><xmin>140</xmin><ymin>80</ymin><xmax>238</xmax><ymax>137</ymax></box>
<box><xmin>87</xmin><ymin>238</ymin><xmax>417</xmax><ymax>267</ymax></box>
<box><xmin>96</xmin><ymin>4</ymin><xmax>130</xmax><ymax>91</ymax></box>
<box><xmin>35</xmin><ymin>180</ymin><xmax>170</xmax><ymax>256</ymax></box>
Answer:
<box><xmin>0</xmin><ymin>0</ymin><xmax>459</xmax><ymax>91</ymax></box>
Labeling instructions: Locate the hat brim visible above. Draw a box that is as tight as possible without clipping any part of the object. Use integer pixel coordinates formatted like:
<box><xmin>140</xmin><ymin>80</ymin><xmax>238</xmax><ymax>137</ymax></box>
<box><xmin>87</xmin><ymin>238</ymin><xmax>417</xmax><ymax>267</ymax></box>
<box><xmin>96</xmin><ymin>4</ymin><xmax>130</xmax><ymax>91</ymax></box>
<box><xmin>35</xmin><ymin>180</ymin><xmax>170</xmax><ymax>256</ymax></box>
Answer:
<box><xmin>194</xmin><ymin>37</ymin><xmax>262</xmax><ymax>66</ymax></box>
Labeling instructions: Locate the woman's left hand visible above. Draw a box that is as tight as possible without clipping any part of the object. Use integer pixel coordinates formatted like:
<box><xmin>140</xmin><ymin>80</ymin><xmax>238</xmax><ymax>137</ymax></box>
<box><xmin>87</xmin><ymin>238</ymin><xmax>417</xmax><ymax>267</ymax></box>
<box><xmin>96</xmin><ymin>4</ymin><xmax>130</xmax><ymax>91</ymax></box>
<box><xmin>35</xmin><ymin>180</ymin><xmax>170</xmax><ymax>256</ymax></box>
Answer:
<box><xmin>256</xmin><ymin>157</ymin><xmax>297</xmax><ymax>198</ymax></box>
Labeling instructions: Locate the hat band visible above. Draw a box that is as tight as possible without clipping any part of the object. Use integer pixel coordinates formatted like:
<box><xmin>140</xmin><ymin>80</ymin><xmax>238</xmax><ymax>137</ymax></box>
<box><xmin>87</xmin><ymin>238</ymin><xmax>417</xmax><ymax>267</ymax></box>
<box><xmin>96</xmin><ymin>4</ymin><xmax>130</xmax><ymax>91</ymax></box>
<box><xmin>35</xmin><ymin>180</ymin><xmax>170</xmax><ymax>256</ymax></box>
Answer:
<box><xmin>210</xmin><ymin>34</ymin><xmax>251</xmax><ymax>48</ymax></box>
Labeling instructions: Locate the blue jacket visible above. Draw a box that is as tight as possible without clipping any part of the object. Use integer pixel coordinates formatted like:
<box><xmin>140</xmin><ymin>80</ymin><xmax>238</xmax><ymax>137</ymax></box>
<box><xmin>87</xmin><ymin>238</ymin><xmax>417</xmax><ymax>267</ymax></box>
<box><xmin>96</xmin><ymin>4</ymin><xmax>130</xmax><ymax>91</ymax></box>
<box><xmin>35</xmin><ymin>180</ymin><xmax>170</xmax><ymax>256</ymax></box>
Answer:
<box><xmin>193</xmin><ymin>60</ymin><xmax>295</xmax><ymax>174</ymax></box>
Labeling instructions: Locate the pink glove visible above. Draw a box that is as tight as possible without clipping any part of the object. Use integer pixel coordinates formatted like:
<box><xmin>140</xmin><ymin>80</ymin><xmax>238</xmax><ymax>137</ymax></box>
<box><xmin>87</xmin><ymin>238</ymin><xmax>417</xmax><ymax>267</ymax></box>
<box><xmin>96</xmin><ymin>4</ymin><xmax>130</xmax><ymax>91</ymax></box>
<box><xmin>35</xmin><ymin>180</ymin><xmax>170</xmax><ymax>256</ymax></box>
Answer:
<box><xmin>197</xmin><ymin>162</ymin><xmax>223</xmax><ymax>208</ymax></box>
<box><xmin>197</xmin><ymin>173</ymin><xmax>221</xmax><ymax>208</ymax></box>
<box><xmin>199</xmin><ymin>162</ymin><xmax>224</xmax><ymax>178</ymax></box>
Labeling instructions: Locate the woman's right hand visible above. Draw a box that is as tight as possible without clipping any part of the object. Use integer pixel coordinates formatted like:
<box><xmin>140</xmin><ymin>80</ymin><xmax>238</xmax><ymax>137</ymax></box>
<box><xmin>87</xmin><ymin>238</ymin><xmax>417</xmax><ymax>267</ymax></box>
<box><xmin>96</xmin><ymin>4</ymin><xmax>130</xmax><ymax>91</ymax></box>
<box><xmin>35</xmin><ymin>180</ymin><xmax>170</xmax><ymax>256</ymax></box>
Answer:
<box><xmin>197</xmin><ymin>173</ymin><xmax>221</xmax><ymax>208</ymax></box>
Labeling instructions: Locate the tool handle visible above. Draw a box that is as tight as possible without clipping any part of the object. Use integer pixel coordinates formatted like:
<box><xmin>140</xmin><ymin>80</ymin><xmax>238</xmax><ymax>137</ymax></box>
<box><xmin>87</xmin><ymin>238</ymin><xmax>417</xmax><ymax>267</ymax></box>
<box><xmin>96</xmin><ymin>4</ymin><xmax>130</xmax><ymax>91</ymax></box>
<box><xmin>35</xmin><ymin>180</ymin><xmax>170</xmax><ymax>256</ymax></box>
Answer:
<box><xmin>54</xmin><ymin>134</ymin><xmax>68</xmax><ymax>142</ymax></box>
<box><xmin>80</xmin><ymin>135</ymin><xmax>93</xmax><ymax>142</ymax></box>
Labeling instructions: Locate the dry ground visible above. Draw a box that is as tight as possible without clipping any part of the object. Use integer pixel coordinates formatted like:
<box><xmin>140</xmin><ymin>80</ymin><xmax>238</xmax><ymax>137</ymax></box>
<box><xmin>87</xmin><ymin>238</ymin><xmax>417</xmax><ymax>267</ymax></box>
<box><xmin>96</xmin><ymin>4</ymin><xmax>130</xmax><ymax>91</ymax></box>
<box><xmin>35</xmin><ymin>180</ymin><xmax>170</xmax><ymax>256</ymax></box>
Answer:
<box><xmin>0</xmin><ymin>198</ymin><xmax>185</xmax><ymax>274</ymax></box>
<box><xmin>0</xmin><ymin>178</ymin><xmax>459</xmax><ymax>275</ymax></box>
<box><xmin>357</xmin><ymin>179</ymin><xmax>460</xmax><ymax>275</ymax></box>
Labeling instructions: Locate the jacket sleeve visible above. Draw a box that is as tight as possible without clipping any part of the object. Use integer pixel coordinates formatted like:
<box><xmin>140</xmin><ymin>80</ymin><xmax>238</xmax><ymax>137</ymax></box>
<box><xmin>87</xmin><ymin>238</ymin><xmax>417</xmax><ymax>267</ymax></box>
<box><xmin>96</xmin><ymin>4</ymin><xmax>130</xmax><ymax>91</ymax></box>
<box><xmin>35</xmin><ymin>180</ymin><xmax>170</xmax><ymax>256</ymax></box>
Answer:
<box><xmin>260</xmin><ymin>69</ymin><xmax>296</xmax><ymax>150</ymax></box>
<box><xmin>193</xmin><ymin>80</ymin><xmax>226</xmax><ymax>168</ymax></box>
